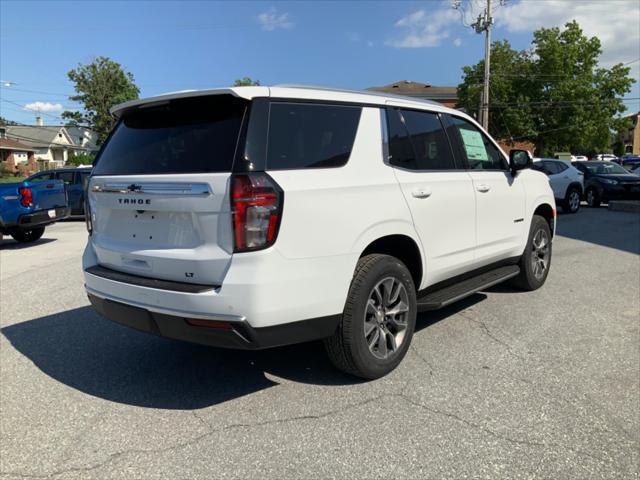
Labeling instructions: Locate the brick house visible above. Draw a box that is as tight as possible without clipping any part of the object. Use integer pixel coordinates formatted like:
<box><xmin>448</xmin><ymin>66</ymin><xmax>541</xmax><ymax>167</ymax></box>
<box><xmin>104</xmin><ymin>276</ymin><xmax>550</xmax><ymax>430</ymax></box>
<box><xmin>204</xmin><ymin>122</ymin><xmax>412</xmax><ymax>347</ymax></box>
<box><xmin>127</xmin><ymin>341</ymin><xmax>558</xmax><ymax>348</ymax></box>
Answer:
<box><xmin>0</xmin><ymin>128</ymin><xmax>37</xmax><ymax>176</ymax></box>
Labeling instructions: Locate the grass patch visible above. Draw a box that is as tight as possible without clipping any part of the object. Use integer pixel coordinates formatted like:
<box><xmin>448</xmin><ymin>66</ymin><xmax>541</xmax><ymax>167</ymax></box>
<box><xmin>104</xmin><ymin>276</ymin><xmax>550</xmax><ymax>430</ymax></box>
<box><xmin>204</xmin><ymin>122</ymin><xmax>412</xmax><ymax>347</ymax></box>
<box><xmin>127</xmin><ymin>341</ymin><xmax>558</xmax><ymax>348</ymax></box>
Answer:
<box><xmin>0</xmin><ymin>176</ymin><xmax>25</xmax><ymax>183</ymax></box>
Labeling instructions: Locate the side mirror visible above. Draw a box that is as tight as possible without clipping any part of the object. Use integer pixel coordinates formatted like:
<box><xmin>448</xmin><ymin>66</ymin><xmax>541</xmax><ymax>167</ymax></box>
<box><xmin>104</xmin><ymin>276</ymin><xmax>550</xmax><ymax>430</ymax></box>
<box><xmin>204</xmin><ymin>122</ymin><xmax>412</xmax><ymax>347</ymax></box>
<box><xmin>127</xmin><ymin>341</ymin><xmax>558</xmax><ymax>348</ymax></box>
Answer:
<box><xmin>509</xmin><ymin>149</ymin><xmax>532</xmax><ymax>174</ymax></box>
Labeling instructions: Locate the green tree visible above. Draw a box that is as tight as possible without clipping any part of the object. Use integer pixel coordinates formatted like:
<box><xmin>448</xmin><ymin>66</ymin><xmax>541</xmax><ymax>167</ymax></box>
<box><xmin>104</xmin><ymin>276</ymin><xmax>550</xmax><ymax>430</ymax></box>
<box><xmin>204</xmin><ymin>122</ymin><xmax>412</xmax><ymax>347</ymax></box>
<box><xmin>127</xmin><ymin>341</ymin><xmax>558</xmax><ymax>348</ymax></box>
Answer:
<box><xmin>233</xmin><ymin>77</ymin><xmax>260</xmax><ymax>86</ymax></box>
<box><xmin>0</xmin><ymin>116</ymin><xmax>19</xmax><ymax>126</ymax></box>
<box><xmin>62</xmin><ymin>56</ymin><xmax>140</xmax><ymax>145</ymax></box>
<box><xmin>66</xmin><ymin>151</ymin><xmax>96</xmax><ymax>167</ymax></box>
<box><xmin>458</xmin><ymin>40</ymin><xmax>536</xmax><ymax>143</ymax></box>
<box><xmin>457</xmin><ymin>21</ymin><xmax>635</xmax><ymax>156</ymax></box>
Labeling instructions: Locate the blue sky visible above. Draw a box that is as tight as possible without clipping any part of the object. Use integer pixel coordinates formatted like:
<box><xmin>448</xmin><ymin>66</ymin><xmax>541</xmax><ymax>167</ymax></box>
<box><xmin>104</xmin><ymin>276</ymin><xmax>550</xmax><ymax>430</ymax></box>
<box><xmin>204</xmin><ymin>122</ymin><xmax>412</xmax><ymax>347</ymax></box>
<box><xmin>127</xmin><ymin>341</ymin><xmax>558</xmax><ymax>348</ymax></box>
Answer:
<box><xmin>1</xmin><ymin>0</ymin><xmax>638</xmax><ymax>125</ymax></box>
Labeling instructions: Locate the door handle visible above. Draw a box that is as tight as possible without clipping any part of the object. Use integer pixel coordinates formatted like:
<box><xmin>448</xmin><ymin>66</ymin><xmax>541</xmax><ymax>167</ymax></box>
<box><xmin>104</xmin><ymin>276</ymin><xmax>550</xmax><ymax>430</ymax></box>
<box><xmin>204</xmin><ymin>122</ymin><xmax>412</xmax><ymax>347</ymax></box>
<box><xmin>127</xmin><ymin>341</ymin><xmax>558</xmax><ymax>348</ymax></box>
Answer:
<box><xmin>411</xmin><ymin>187</ymin><xmax>432</xmax><ymax>199</ymax></box>
<box><xmin>476</xmin><ymin>184</ymin><xmax>491</xmax><ymax>193</ymax></box>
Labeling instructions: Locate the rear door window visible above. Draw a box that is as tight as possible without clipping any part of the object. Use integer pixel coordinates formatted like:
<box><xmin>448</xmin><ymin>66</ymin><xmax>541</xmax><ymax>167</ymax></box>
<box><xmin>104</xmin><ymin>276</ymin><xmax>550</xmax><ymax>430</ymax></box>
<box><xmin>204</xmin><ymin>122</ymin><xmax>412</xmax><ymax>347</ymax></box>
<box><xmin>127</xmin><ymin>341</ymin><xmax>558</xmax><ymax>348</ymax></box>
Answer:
<box><xmin>56</xmin><ymin>171</ymin><xmax>75</xmax><ymax>184</ymax></box>
<box><xmin>542</xmin><ymin>161</ymin><xmax>562</xmax><ymax>175</ymax></box>
<box><xmin>387</xmin><ymin>108</ymin><xmax>456</xmax><ymax>170</ymax></box>
<box><xmin>93</xmin><ymin>95</ymin><xmax>247</xmax><ymax>175</ymax></box>
<box><xmin>266</xmin><ymin>103</ymin><xmax>362</xmax><ymax>170</ymax></box>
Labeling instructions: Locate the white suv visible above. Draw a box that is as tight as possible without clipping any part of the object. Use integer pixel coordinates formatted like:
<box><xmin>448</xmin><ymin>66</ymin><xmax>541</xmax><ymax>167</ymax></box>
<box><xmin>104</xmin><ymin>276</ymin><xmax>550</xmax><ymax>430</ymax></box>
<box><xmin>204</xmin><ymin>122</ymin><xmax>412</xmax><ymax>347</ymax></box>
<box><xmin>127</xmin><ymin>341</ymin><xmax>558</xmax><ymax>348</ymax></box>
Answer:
<box><xmin>533</xmin><ymin>158</ymin><xmax>584</xmax><ymax>213</ymax></box>
<box><xmin>83</xmin><ymin>86</ymin><xmax>555</xmax><ymax>379</ymax></box>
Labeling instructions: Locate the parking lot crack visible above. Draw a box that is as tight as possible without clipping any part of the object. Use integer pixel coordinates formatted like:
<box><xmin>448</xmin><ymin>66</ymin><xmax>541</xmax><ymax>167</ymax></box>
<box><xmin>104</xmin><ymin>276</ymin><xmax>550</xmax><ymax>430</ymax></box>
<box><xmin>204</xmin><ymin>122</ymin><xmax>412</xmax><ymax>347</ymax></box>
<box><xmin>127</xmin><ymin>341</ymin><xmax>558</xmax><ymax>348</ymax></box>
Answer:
<box><xmin>0</xmin><ymin>394</ymin><xmax>398</xmax><ymax>479</ymax></box>
<box><xmin>458</xmin><ymin>312</ymin><xmax>524</xmax><ymax>360</ymax></box>
<box><xmin>410</xmin><ymin>345</ymin><xmax>435</xmax><ymax>375</ymax></box>
<box><xmin>399</xmin><ymin>394</ymin><xmax>611</xmax><ymax>465</ymax></box>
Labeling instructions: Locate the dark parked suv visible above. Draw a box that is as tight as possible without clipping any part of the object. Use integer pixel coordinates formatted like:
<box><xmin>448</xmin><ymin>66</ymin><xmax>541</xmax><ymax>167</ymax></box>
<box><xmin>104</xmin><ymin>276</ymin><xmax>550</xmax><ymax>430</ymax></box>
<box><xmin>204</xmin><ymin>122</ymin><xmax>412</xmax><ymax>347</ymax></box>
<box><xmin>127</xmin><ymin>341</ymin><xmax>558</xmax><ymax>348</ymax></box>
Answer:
<box><xmin>572</xmin><ymin>161</ymin><xmax>640</xmax><ymax>207</ymax></box>
<box><xmin>27</xmin><ymin>167</ymin><xmax>92</xmax><ymax>217</ymax></box>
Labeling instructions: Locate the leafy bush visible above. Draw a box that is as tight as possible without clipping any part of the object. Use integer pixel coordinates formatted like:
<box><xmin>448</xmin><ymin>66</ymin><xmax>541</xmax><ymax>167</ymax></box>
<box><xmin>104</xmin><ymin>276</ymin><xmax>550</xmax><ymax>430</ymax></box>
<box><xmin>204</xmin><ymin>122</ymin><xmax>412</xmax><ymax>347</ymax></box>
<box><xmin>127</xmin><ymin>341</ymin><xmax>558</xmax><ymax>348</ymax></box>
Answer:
<box><xmin>66</xmin><ymin>151</ymin><xmax>95</xmax><ymax>166</ymax></box>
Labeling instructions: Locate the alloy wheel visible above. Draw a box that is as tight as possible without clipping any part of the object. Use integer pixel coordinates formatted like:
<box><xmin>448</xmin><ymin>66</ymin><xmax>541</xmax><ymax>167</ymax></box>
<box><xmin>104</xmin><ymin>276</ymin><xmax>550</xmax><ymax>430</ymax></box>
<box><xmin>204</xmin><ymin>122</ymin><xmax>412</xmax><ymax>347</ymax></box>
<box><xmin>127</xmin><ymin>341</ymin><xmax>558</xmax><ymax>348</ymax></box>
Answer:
<box><xmin>569</xmin><ymin>191</ymin><xmax>580</xmax><ymax>211</ymax></box>
<box><xmin>531</xmin><ymin>229</ymin><xmax>550</xmax><ymax>279</ymax></box>
<box><xmin>364</xmin><ymin>277</ymin><xmax>409</xmax><ymax>360</ymax></box>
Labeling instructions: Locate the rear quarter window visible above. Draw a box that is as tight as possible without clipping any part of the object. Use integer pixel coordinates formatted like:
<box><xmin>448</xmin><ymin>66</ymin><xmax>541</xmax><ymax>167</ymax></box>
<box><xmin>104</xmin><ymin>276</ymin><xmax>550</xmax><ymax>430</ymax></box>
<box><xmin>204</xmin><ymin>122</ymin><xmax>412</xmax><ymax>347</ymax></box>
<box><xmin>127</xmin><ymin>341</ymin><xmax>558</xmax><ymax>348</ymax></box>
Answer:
<box><xmin>93</xmin><ymin>95</ymin><xmax>247</xmax><ymax>176</ymax></box>
<box><xmin>266</xmin><ymin>103</ymin><xmax>362</xmax><ymax>170</ymax></box>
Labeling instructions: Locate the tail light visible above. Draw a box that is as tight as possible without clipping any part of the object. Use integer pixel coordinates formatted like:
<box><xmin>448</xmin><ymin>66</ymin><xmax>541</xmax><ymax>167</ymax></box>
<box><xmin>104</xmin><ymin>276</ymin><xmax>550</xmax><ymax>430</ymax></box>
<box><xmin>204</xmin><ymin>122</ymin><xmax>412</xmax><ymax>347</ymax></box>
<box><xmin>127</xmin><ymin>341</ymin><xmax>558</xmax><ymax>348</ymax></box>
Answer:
<box><xmin>18</xmin><ymin>187</ymin><xmax>33</xmax><ymax>207</ymax></box>
<box><xmin>85</xmin><ymin>198</ymin><xmax>93</xmax><ymax>234</ymax></box>
<box><xmin>84</xmin><ymin>183</ymin><xmax>93</xmax><ymax>235</ymax></box>
<box><xmin>231</xmin><ymin>173</ymin><xmax>283</xmax><ymax>252</ymax></box>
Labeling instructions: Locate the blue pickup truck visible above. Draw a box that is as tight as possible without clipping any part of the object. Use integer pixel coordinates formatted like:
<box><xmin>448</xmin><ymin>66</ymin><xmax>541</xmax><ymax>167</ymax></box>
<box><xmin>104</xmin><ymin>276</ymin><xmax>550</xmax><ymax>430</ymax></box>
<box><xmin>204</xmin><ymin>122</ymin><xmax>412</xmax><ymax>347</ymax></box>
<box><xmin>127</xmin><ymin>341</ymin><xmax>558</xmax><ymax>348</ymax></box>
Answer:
<box><xmin>0</xmin><ymin>179</ymin><xmax>70</xmax><ymax>243</ymax></box>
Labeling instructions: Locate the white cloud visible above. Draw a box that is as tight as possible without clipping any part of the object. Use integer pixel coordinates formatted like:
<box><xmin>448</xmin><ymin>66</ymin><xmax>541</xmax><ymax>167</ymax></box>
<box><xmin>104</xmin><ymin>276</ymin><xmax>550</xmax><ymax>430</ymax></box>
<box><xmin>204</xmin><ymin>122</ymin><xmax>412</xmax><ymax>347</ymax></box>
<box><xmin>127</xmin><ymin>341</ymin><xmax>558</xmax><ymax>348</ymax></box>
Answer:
<box><xmin>23</xmin><ymin>101</ymin><xmax>63</xmax><ymax>113</ymax></box>
<box><xmin>257</xmin><ymin>7</ymin><xmax>293</xmax><ymax>31</ymax></box>
<box><xmin>386</xmin><ymin>8</ymin><xmax>458</xmax><ymax>48</ymax></box>
<box><xmin>384</xmin><ymin>0</ymin><xmax>639</xmax><ymax>80</ymax></box>
<box><xmin>367</xmin><ymin>41</ymin><xmax>374</xmax><ymax>48</ymax></box>
<box><xmin>494</xmin><ymin>0</ymin><xmax>640</xmax><ymax>73</ymax></box>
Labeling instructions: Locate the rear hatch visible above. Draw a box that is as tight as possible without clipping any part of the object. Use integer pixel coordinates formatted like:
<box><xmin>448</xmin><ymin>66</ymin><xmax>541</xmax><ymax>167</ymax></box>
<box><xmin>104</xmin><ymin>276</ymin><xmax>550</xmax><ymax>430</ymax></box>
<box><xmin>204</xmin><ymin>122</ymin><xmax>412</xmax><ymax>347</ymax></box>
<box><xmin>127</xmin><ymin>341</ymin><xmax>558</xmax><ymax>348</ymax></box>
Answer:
<box><xmin>29</xmin><ymin>180</ymin><xmax>67</xmax><ymax>210</ymax></box>
<box><xmin>87</xmin><ymin>94</ymin><xmax>249</xmax><ymax>286</ymax></box>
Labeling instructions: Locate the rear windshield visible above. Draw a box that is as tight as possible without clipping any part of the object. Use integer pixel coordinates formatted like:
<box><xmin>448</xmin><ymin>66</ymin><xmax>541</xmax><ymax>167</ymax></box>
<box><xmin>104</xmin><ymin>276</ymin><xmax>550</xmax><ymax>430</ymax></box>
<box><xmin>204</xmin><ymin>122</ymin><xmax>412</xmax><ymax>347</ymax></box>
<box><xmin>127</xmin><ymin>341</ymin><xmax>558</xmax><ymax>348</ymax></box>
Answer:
<box><xmin>93</xmin><ymin>95</ymin><xmax>247</xmax><ymax>175</ymax></box>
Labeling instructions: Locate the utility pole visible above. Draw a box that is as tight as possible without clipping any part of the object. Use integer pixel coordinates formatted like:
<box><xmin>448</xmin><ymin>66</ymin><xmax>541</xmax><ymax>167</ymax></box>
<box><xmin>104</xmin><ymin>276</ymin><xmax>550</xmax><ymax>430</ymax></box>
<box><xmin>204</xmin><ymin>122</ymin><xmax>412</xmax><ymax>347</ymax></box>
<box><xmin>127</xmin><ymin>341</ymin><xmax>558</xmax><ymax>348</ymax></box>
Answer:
<box><xmin>454</xmin><ymin>0</ymin><xmax>499</xmax><ymax>130</ymax></box>
<box><xmin>473</xmin><ymin>0</ymin><xmax>493</xmax><ymax>130</ymax></box>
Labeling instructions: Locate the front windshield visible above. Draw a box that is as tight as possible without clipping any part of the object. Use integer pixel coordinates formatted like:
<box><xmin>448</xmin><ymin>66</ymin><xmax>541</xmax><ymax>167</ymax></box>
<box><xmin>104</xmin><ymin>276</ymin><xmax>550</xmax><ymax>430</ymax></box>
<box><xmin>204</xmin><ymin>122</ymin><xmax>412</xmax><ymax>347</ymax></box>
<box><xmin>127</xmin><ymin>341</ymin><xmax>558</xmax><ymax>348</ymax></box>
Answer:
<box><xmin>582</xmin><ymin>162</ymin><xmax>629</xmax><ymax>175</ymax></box>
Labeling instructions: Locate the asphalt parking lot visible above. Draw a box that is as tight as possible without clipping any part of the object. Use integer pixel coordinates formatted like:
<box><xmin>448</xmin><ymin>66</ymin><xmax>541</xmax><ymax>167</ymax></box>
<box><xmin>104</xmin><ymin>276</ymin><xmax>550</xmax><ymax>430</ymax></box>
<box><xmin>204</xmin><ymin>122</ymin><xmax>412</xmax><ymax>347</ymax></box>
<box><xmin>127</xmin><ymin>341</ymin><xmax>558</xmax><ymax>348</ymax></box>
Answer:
<box><xmin>1</xmin><ymin>209</ymin><xmax>639</xmax><ymax>480</ymax></box>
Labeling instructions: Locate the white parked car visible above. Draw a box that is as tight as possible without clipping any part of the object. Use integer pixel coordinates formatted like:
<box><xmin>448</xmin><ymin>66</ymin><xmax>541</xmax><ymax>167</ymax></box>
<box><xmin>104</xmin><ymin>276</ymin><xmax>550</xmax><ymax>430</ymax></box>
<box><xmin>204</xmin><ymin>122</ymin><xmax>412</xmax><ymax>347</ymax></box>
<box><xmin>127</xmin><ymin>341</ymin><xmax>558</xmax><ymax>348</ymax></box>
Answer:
<box><xmin>82</xmin><ymin>85</ymin><xmax>556</xmax><ymax>379</ymax></box>
<box><xmin>595</xmin><ymin>154</ymin><xmax>618</xmax><ymax>162</ymax></box>
<box><xmin>572</xmin><ymin>155</ymin><xmax>588</xmax><ymax>161</ymax></box>
<box><xmin>533</xmin><ymin>158</ymin><xmax>584</xmax><ymax>213</ymax></box>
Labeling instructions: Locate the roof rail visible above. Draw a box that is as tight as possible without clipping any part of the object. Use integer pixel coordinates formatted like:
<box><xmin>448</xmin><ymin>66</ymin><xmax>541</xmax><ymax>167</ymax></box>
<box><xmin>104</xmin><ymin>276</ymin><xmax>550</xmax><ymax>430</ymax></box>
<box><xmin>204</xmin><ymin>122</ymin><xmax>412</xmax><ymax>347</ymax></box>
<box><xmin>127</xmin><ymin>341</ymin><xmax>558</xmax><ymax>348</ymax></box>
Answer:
<box><xmin>272</xmin><ymin>84</ymin><xmax>441</xmax><ymax>106</ymax></box>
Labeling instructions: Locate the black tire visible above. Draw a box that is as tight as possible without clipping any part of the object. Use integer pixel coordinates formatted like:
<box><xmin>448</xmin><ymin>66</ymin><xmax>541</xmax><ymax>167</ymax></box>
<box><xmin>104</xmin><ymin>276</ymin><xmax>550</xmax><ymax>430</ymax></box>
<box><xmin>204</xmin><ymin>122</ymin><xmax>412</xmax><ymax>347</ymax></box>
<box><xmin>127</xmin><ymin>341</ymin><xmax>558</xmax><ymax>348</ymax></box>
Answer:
<box><xmin>324</xmin><ymin>254</ymin><xmax>417</xmax><ymax>379</ymax></box>
<box><xmin>562</xmin><ymin>187</ymin><xmax>581</xmax><ymax>214</ymax></box>
<box><xmin>510</xmin><ymin>215</ymin><xmax>552</xmax><ymax>291</ymax></box>
<box><xmin>586</xmin><ymin>187</ymin><xmax>601</xmax><ymax>208</ymax></box>
<box><xmin>10</xmin><ymin>227</ymin><xmax>45</xmax><ymax>243</ymax></box>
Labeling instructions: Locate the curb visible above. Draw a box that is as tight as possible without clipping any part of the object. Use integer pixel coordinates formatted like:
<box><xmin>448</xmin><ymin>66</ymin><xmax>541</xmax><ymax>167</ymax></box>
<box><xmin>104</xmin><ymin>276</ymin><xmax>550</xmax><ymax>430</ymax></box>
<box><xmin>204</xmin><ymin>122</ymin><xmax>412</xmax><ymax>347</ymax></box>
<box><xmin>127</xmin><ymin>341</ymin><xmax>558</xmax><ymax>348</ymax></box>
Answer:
<box><xmin>608</xmin><ymin>201</ymin><xmax>640</xmax><ymax>213</ymax></box>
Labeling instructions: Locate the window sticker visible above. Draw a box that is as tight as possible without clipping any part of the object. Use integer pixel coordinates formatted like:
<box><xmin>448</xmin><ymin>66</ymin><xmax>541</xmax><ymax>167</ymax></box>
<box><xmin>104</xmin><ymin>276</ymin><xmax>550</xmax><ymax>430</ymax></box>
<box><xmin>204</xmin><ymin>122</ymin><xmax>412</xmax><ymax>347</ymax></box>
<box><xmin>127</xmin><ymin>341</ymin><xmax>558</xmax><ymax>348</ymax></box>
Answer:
<box><xmin>459</xmin><ymin>128</ymin><xmax>488</xmax><ymax>161</ymax></box>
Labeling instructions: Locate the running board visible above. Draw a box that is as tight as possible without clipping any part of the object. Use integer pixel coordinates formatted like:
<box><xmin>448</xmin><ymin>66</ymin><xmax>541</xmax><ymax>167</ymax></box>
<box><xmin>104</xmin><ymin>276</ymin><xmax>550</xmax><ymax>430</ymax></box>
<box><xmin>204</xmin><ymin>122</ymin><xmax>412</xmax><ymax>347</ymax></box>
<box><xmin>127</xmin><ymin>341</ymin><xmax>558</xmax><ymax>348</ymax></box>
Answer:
<box><xmin>417</xmin><ymin>265</ymin><xmax>520</xmax><ymax>311</ymax></box>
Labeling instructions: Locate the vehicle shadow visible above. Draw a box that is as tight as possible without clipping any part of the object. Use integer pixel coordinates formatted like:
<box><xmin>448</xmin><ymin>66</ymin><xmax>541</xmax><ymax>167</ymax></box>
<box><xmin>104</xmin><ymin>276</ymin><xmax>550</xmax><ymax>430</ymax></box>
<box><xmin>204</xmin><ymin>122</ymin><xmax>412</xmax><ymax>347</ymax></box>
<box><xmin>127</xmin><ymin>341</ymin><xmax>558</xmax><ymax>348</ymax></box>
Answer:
<box><xmin>414</xmin><ymin>294</ymin><xmax>486</xmax><ymax>332</ymax></box>
<box><xmin>2</xmin><ymin>298</ymin><xmax>482</xmax><ymax>410</ymax></box>
<box><xmin>555</xmin><ymin>208</ymin><xmax>640</xmax><ymax>255</ymax></box>
<box><xmin>0</xmin><ymin>238</ymin><xmax>56</xmax><ymax>250</ymax></box>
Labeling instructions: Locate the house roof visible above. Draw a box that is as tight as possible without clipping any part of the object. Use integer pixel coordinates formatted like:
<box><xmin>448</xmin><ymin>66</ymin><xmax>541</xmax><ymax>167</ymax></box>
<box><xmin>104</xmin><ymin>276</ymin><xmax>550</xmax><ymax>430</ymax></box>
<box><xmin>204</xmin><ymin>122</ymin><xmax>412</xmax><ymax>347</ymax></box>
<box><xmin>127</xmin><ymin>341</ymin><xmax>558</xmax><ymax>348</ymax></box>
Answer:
<box><xmin>66</xmin><ymin>126</ymin><xmax>99</xmax><ymax>151</ymax></box>
<box><xmin>367</xmin><ymin>80</ymin><xmax>458</xmax><ymax>100</ymax></box>
<box><xmin>4</xmin><ymin>125</ymin><xmax>73</xmax><ymax>148</ymax></box>
<box><xmin>0</xmin><ymin>137</ymin><xmax>36</xmax><ymax>152</ymax></box>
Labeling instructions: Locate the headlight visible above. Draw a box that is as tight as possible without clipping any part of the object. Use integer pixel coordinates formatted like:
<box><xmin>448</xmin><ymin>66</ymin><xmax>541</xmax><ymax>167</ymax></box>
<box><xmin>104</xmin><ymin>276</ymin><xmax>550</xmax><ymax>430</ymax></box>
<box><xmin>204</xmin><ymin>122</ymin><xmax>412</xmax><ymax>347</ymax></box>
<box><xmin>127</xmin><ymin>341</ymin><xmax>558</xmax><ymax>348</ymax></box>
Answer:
<box><xmin>600</xmin><ymin>178</ymin><xmax>619</xmax><ymax>185</ymax></box>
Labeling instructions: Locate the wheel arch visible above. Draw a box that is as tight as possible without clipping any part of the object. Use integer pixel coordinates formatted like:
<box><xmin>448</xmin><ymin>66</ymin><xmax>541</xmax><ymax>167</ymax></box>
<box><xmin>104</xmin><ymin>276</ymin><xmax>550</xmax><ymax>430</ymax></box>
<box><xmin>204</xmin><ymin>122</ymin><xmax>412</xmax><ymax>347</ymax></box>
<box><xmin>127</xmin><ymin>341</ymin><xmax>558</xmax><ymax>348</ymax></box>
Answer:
<box><xmin>566</xmin><ymin>181</ymin><xmax>583</xmax><ymax>196</ymax></box>
<box><xmin>533</xmin><ymin>203</ymin><xmax>555</xmax><ymax>235</ymax></box>
<box><xmin>360</xmin><ymin>234</ymin><xmax>423</xmax><ymax>289</ymax></box>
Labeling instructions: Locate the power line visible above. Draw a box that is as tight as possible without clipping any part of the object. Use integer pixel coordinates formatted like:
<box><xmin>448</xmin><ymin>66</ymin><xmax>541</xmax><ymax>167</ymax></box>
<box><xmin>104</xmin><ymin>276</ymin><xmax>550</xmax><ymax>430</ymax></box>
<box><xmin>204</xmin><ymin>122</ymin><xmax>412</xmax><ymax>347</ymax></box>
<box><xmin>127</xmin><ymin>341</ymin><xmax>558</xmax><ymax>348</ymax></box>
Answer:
<box><xmin>0</xmin><ymin>86</ymin><xmax>73</xmax><ymax>97</ymax></box>
<box><xmin>489</xmin><ymin>83</ymin><xmax>513</xmax><ymax>142</ymax></box>
<box><xmin>0</xmin><ymin>98</ymin><xmax>67</xmax><ymax>121</ymax></box>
